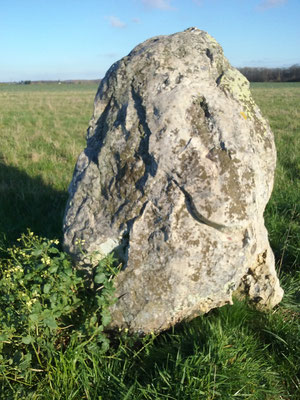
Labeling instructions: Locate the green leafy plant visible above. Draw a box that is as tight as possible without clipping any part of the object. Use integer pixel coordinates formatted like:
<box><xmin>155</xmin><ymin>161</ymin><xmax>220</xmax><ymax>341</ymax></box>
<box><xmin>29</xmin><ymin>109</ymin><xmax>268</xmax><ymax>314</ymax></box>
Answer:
<box><xmin>0</xmin><ymin>231</ymin><xmax>120</xmax><ymax>387</ymax></box>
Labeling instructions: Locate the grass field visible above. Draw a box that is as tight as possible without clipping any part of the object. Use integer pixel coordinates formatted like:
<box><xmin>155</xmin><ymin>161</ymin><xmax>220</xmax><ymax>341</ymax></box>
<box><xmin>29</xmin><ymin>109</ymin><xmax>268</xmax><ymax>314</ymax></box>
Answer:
<box><xmin>0</xmin><ymin>82</ymin><xmax>97</xmax><ymax>241</ymax></box>
<box><xmin>0</xmin><ymin>82</ymin><xmax>299</xmax><ymax>399</ymax></box>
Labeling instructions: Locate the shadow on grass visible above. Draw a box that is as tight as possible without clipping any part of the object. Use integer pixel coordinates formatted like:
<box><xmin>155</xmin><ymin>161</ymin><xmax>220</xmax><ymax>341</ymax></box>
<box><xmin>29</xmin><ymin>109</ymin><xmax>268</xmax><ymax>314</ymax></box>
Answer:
<box><xmin>0</xmin><ymin>162</ymin><xmax>68</xmax><ymax>244</ymax></box>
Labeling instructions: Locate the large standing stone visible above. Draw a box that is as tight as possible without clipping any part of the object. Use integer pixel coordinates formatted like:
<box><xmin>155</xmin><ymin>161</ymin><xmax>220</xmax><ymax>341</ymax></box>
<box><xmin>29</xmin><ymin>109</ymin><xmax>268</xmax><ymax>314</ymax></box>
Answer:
<box><xmin>63</xmin><ymin>28</ymin><xmax>283</xmax><ymax>333</ymax></box>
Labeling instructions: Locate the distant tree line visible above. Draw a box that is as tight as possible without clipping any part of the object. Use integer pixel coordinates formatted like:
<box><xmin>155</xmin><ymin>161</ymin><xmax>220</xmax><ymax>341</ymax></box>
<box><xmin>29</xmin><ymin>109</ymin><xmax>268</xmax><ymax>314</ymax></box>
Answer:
<box><xmin>16</xmin><ymin>79</ymin><xmax>101</xmax><ymax>85</ymax></box>
<box><xmin>238</xmin><ymin>64</ymin><xmax>300</xmax><ymax>82</ymax></box>
<box><xmin>18</xmin><ymin>80</ymin><xmax>32</xmax><ymax>85</ymax></box>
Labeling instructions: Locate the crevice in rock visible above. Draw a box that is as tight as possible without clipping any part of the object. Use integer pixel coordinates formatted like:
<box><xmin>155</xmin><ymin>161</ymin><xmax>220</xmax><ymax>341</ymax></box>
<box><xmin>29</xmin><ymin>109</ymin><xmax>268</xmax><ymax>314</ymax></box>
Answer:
<box><xmin>83</xmin><ymin>147</ymin><xmax>99</xmax><ymax>167</ymax></box>
<box><xmin>197</xmin><ymin>96</ymin><xmax>215</xmax><ymax>134</ymax></box>
<box><xmin>242</xmin><ymin>229</ymin><xmax>251</xmax><ymax>247</ymax></box>
<box><xmin>114</xmin><ymin>104</ymin><xmax>131</xmax><ymax>141</ymax></box>
<box><xmin>87</xmin><ymin>96</ymin><xmax>113</xmax><ymax>149</ymax></box>
<box><xmin>131</xmin><ymin>84</ymin><xmax>158</xmax><ymax>194</ymax></box>
<box><xmin>216</xmin><ymin>71</ymin><xmax>224</xmax><ymax>86</ymax></box>
<box><xmin>176</xmin><ymin>73</ymin><xmax>184</xmax><ymax>84</ymax></box>
<box><xmin>199</xmin><ymin>96</ymin><xmax>211</xmax><ymax>120</ymax></box>
<box><xmin>206</xmin><ymin>48</ymin><xmax>214</xmax><ymax>63</ymax></box>
<box><xmin>219</xmin><ymin>140</ymin><xmax>226</xmax><ymax>151</ymax></box>
<box><xmin>237</xmin><ymin>270</ymin><xmax>263</xmax><ymax>304</ymax></box>
<box><xmin>113</xmin><ymin>152</ymin><xmax>129</xmax><ymax>199</ymax></box>
<box><xmin>112</xmin><ymin>199</ymin><xmax>130</xmax><ymax>223</ymax></box>
<box><xmin>117</xmin><ymin>200</ymin><xmax>149</xmax><ymax>269</ymax></box>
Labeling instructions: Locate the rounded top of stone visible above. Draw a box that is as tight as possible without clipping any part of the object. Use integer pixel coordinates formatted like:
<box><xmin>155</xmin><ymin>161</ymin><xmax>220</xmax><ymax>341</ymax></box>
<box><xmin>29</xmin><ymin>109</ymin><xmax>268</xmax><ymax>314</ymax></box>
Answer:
<box><xmin>126</xmin><ymin>27</ymin><xmax>219</xmax><ymax>61</ymax></box>
<box><xmin>184</xmin><ymin>27</ymin><xmax>201</xmax><ymax>32</ymax></box>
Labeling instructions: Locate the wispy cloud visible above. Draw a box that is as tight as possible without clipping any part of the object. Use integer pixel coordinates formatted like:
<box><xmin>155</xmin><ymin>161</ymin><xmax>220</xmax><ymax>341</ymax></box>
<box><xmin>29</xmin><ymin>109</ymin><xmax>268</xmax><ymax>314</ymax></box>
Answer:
<box><xmin>142</xmin><ymin>0</ymin><xmax>174</xmax><ymax>10</ymax></box>
<box><xmin>192</xmin><ymin>0</ymin><xmax>203</xmax><ymax>6</ymax></box>
<box><xmin>107</xmin><ymin>16</ymin><xmax>126</xmax><ymax>28</ymax></box>
<box><xmin>132</xmin><ymin>18</ymin><xmax>141</xmax><ymax>24</ymax></box>
<box><xmin>258</xmin><ymin>0</ymin><xmax>288</xmax><ymax>10</ymax></box>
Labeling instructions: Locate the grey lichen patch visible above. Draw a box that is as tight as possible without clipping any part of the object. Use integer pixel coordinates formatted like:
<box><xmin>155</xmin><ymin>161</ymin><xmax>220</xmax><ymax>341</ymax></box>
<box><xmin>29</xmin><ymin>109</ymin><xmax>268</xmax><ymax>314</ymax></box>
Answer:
<box><xmin>191</xmin><ymin>272</ymin><xmax>200</xmax><ymax>282</ymax></box>
<box><xmin>223</xmin><ymin>182</ymin><xmax>247</xmax><ymax>221</ymax></box>
<box><xmin>242</xmin><ymin>168</ymin><xmax>255</xmax><ymax>183</ymax></box>
<box><xmin>144</xmin><ymin>272</ymin><xmax>173</xmax><ymax>300</ymax></box>
<box><xmin>178</xmin><ymin>147</ymin><xmax>204</xmax><ymax>179</ymax></box>
<box><xmin>187</xmin><ymin>239</ymin><xmax>200</xmax><ymax>247</ymax></box>
<box><xmin>206</xmin><ymin>147</ymin><xmax>240</xmax><ymax>176</ymax></box>
<box><xmin>200</xmin><ymin>200</ymin><xmax>213</xmax><ymax>219</ymax></box>
<box><xmin>205</xmin><ymin>148</ymin><xmax>248</xmax><ymax>221</ymax></box>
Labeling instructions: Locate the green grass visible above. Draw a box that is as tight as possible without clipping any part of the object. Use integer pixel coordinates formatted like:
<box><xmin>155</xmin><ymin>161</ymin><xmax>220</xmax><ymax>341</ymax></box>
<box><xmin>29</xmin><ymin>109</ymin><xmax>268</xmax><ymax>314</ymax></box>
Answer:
<box><xmin>251</xmin><ymin>84</ymin><xmax>300</xmax><ymax>275</ymax></box>
<box><xmin>251</xmin><ymin>82</ymin><xmax>300</xmax><ymax>89</ymax></box>
<box><xmin>0</xmin><ymin>83</ymin><xmax>98</xmax><ymax>241</ymax></box>
<box><xmin>0</xmin><ymin>82</ymin><xmax>299</xmax><ymax>399</ymax></box>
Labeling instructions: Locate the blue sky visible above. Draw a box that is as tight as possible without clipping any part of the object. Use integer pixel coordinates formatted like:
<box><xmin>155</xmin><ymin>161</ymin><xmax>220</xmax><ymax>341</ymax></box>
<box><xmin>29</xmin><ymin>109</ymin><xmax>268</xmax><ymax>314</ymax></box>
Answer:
<box><xmin>1</xmin><ymin>0</ymin><xmax>299</xmax><ymax>82</ymax></box>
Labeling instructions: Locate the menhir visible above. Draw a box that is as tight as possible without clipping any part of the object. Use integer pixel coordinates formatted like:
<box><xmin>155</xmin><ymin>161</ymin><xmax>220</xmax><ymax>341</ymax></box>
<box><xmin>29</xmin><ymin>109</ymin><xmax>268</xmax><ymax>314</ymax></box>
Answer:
<box><xmin>63</xmin><ymin>28</ymin><xmax>283</xmax><ymax>334</ymax></box>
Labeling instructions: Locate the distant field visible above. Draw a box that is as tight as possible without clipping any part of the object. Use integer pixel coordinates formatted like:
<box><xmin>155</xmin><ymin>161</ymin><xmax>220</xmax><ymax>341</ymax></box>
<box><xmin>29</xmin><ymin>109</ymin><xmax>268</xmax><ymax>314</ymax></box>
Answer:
<box><xmin>0</xmin><ymin>82</ymin><xmax>99</xmax><ymax>92</ymax></box>
<box><xmin>0</xmin><ymin>82</ymin><xmax>299</xmax><ymax>399</ymax></box>
<box><xmin>251</xmin><ymin>81</ymin><xmax>300</xmax><ymax>89</ymax></box>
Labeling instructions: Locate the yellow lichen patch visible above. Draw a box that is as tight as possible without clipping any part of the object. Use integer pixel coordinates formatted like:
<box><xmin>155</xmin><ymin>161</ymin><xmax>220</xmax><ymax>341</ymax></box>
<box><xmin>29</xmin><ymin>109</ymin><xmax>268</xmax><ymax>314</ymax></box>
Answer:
<box><xmin>240</xmin><ymin>111</ymin><xmax>247</xmax><ymax>120</ymax></box>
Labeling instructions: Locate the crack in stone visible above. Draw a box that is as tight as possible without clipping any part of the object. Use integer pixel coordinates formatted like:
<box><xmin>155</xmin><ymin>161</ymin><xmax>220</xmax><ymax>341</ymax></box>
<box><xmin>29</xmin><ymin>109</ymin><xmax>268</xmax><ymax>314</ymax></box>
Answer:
<box><xmin>117</xmin><ymin>200</ymin><xmax>149</xmax><ymax>269</ymax></box>
<box><xmin>131</xmin><ymin>84</ymin><xmax>158</xmax><ymax>194</ymax></box>
<box><xmin>206</xmin><ymin>48</ymin><xmax>214</xmax><ymax>64</ymax></box>
<box><xmin>216</xmin><ymin>71</ymin><xmax>224</xmax><ymax>86</ymax></box>
<box><xmin>179</xmin><ymin>138</ymin><xmax>192</xmax><ymax>153</ymax></box>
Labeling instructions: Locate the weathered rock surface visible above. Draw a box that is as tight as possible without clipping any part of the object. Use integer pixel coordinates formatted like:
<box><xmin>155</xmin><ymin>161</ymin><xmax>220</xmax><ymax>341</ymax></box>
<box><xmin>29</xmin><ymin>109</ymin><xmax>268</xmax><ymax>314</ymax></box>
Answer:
<box><xmin>63</xmin><ymin>28</ymin><xmax>283</xmax><ymax>333</ymax></box>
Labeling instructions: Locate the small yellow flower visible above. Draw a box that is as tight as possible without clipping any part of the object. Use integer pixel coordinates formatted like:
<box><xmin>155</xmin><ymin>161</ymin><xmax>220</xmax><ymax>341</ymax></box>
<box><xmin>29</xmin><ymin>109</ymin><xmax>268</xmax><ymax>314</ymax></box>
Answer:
<box><xmin>41</xmin><ymin>256</ymin><xmax>51</xmax><ymax>265</ymax></box>
<box><xmin>26</xmin><ymin>299</ymin><xmax>33</xmax><ymax>307</ymax></box>
<box><xmin>75</xmin><ymin>238</ymin><xmax>86</xmax><ymax>246</ymax></box>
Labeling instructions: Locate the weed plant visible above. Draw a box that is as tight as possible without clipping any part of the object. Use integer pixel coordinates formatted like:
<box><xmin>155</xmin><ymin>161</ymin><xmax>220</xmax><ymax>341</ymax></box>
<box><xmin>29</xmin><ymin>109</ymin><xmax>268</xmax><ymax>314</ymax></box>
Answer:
<box><xmin>0</xmin><ymin>83</ymin><xmax>299</xmax><ymax>399</ymax></box>
<box><xmin>0</xmin><ymin>231</ymin><xmax>119</xmax><ymax>398</ymax></box>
